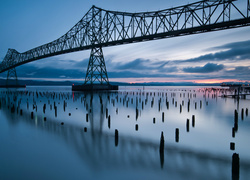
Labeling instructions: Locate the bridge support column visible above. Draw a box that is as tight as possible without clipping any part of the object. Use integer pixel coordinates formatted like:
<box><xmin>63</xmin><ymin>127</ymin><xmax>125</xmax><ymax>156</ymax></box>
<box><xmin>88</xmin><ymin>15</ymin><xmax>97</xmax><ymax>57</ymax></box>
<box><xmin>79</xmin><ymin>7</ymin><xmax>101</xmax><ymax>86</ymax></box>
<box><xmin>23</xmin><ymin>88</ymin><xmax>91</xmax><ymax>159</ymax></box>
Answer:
<box><xmin>72</xmin><ymin>47</ymin><xmax>118</xmax><ymax>91</ymax></box>
<box><xmin>85</xmin><ymin>46</ymin><xmax>109</xmax><ymax>84</ymax></box>
<box><xmin>6</xmin><ymin>67</ymin><xmax>18</xmax><ymax>86</ymax></box>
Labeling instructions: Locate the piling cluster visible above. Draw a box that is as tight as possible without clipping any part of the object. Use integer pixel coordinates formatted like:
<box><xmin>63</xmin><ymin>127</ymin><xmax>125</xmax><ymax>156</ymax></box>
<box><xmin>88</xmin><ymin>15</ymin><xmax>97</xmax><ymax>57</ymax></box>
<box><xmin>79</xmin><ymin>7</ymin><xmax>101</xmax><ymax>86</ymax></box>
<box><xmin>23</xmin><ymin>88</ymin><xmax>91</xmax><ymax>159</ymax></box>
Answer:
<box><xmin>0</xmin><ymin>86</ymin><xmax>249</xmax><ymax>174</ymax></box>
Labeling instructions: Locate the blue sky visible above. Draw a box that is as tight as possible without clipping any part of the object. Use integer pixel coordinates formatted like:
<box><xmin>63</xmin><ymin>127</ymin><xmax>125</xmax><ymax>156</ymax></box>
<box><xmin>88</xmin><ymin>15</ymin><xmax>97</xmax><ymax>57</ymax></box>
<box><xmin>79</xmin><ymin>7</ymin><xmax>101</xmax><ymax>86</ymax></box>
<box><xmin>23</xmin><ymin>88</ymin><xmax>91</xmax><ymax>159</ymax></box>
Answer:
<box><xmin>0</xmin><ymin>0</ymin><xmax>250</xmax><ymax>83</ymax></box>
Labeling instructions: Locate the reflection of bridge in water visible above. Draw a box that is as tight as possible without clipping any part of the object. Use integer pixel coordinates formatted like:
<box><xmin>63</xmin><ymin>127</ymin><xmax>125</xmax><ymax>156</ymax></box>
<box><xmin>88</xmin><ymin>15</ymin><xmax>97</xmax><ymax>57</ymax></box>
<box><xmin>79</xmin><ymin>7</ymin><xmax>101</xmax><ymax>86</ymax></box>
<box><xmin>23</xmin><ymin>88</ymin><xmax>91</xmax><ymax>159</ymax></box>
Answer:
<box><xmin>1</xmin><ymin>89</ymin><xmax>250</xmax><ymax>179</ymax></box>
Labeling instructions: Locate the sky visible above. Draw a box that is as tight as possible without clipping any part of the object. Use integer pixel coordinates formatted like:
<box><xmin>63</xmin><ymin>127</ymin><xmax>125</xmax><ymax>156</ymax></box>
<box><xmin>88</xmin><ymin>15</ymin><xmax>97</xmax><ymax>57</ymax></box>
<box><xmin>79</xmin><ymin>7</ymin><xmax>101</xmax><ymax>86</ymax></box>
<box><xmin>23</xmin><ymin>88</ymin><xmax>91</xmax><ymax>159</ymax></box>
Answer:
<box><xmin>0</xmin><ymin>0</ymin><xmax>250</xmax><ymax>84</ymax></box>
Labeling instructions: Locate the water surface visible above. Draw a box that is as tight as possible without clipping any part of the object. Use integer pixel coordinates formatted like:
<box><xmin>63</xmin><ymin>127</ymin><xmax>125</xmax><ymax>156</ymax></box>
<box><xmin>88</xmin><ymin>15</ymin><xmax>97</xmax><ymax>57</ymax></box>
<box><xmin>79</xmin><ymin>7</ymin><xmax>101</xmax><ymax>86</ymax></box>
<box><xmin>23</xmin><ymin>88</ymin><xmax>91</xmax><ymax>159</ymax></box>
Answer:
<box><xmin>0</xmin><ymin>86</ymin><xmax>249</xmax><ymax>180</ymax></box>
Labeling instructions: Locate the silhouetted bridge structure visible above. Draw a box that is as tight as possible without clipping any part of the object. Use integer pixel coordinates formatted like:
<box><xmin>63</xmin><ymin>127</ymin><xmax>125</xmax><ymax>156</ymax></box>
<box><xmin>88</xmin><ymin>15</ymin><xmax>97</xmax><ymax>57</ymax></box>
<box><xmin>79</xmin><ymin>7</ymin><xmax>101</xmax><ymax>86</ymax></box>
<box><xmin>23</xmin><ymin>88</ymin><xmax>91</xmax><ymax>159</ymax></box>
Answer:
<box><xmin>0</xmin><ymin>0</ymin><xmax>250</xmax><ymax>89</ymax></box>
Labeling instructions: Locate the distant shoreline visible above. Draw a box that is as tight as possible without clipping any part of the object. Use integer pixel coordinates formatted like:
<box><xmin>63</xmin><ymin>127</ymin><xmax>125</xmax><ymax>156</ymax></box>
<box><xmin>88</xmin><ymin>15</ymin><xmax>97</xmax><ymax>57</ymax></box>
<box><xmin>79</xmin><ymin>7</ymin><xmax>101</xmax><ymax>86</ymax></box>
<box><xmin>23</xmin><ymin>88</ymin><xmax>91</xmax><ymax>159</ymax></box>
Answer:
<box><xmin>1</xmin><ymin>79</ymin><xmax>248</xmax><ymax>87</ymax></box>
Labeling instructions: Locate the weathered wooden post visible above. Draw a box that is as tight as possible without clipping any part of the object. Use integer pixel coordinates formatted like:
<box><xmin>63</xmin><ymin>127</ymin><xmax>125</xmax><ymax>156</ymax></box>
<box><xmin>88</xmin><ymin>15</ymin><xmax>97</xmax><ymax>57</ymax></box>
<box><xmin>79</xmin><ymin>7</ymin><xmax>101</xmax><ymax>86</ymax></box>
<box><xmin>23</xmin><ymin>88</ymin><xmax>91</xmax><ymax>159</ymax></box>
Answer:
<box><xmin>55</xmin><ymin>106</ymin><xmax>57</xmax><ymax>117</ymax></box>
<box><xmin>230</xmin><ymin>142</ymin><xmax>235</xmax><ymax>150</ymax></box>
<box><xmin>232</xmin><ymin>153</ymin><xmax>240</xmax><ymax>179</ymax></box>
<box><xmin>175</xmin><ymin>128</ymin><xmax>179</xmax><ymax>142</ymax></box>
<box><xmin>232</xmin><ymin>128</ymin><xmax>235</xmax><ymax>138</ymax></box>
<box><xmin>186</xmin><ymin>119</ymin><xmax>190</xmax><ymax>132</ymax></box>
<box><xmin>241</xmin><ymin>108</ymin><xmax>244</xmax><ymax>120</ymax></box>
<box><xmin>106</xmin><ymin>108</ymin><xmax>108</xmax><ymax>119</ymax></box>
<box><xmin>135</xmin><ymin>124</ymin><xmax>138</xmax><ymax>131</ymax></box>
<box><xmin>108</xmin><ymin>115</ymin><xmax>111</xmax><ymax>129</ymax></box>
<box><xmin>159</xmin><ymin>131</ymin><xmax>164</xmax><ymax>168</ymax></box>
<box><xmin>192</xmin><ymin>115</ymin><xmax>195</xmax><ymax>127</ymax></box>
<box><xmin>115</xmin><ymin>129</ymin><xmax>119</xmax><ymax>147</ymax></box>
<box><xmin>234</xmin><ymin>109</ymin><xmax>238</xmax><ymax>132</ymax></box>
<box><xmin>31</xmin><ymin>112</ymin><xmax>34</xmax><ymax>119</ymax></box>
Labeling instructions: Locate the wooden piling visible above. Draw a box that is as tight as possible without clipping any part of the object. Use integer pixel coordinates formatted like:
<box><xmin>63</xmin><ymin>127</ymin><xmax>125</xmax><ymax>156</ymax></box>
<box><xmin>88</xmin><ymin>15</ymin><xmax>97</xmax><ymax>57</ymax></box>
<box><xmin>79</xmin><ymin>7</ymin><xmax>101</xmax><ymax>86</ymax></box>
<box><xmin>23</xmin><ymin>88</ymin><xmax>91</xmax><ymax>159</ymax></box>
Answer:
<box><xmin>136</xmin><ymin>108</ymin><xmax>139</xmax><ymax>120</ymax></box>
<box><xmin>192</xmin><ymin>115</ymin><xmax>195</xmax><ymax>127</ymax></box>
<box><xmin>63</xmin><ymin>101</ymin><xmax>66</xmax><ymax>112</ymax></box>
<box><xmin>232</xmin><ymin>128</ymin><xmax>235</xmax><ymax>138</ymax></box>
<box><xmin>55</xmin><ymin>106</ymin><xmax>57</xmax><ymax>117</ymax></box>
<box><xmin>43</xmin><ymin>104</ymin><xmax>46</xmax><ymax>114</ymax></box>
<box><xmin>234</xmin><ymin>109</ymin><xmax>238</xmax><ymax>132</ymax></box>
<box><xmin>108</xmin><ymin>115</ymin><xmax>111</xmax><ymax>129</ymax></box>
<box><xmin>232</xmin><ymin>153</ymin><xmax>240</xmax><ymax>179</ymax></box>
<box><xmin>115</xmin><ymin>129</ymin><xmax>119</xmax><ymax>147</ymax></box>
<box><xmin>241</xmin><ymin>108</ymin><xmax>244</xmax><ymax>120</ymax></box>
<box><xmin>106</xmin><ymin>108</ymin><xmax>108</xmax><ymax>119</ymax></box>
<box><xmin>159</xmin><ymin>132</ymin><xmax>164</xmax><ymax>155</ymax></box>
<box><xmin>175</xmin><ymin>128</ymin><xmax>179</xmax><ymax>142</ymax></box>
<box><xmin>159</xmin><ymin>131</ymin><xmax>164</xmax><ymax>168</ymax></box>
<box><xmin>135</xmin><ymin>124</ymin><xmax>138</xmax><ymax>131</ymax></box>
<box><xmin>186</xmin><ymin>119</ymin><xmax>190</xmax><ymax>132</ymax></box>
<box><xmin>230</xmin><ymin>142</ymin><xmax>235</xmax><ymax>150</ymax></box>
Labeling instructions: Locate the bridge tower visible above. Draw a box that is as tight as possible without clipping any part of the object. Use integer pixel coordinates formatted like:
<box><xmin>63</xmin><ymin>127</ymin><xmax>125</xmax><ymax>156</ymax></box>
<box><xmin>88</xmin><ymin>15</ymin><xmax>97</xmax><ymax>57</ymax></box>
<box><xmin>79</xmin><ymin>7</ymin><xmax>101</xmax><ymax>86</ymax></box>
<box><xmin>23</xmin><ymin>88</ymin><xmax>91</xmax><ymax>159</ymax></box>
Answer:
<box><xmin>72</xmin><ymin>6</ymin><xmax>118</xmax><ymax>91</ymax></box>
<box><xmin>1</xmin><ymin>49</ymin><xmax>25</xmax><ymax>88</ymax></box>
<box><xmin>84</xmin><ymin>6</ymin><xmax>110</xmax><ymax>85</ymax></box>
<box><xmin>6</xmin><ymin>68</ymin><xmax>18</xmax><ymax>86</ymax></box>
<box><xmin>85</xmin><ymin>47</ymin><xmax>109</xmax><ymax>84</ymax></box>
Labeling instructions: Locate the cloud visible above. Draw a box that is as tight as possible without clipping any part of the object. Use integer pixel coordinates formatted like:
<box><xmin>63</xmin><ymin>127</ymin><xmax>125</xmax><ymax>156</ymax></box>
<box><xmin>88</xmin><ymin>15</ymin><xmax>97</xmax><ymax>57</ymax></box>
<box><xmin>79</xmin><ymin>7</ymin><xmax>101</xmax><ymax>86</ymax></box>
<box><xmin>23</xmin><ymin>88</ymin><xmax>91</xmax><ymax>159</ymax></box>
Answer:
<box><xmin>116</xmin><ymin>59</ymin><xmax>145</xmax><ymax>70</ymax></box>
<box><xmin>1</xmin><ymin>40</ymin><xmax>249</xmax><ymax>82</ymax></box>
<box><xmin>183</xmin><ymin>63</ymin><xmax>224</xmax><ymax>73</ymax></box>
<box><xmin>16</xmin><ymin>65</ymin><xmax>84</xmax><ymax>79</ymax></box>
<box><xmin>223</xmin><ymin>66</ymin><xmax>250</xmax><ymax>79</ymax></box>
<box><xmin>108</xmin><ymin>71</ymin><xmax>184</xmax><ymax>78</ymax></box>
<box><xmin>115</xmin><ymin>58</ymin><xmax>159</xmax><ymax>70</ymax></box>
<box><xmin>226</xmin><ymin>66</ymin><xmax>250</xmax><ymax>74</ymax></box>
<box><xmin>174</xmin><ymin>40</ymin><xmax>250</xmax><ymax>64</ymax></box>
<box><xmin>111</xmin><ymin>58</ymin><xmax>179</xmax><ymax>74</ymax></box>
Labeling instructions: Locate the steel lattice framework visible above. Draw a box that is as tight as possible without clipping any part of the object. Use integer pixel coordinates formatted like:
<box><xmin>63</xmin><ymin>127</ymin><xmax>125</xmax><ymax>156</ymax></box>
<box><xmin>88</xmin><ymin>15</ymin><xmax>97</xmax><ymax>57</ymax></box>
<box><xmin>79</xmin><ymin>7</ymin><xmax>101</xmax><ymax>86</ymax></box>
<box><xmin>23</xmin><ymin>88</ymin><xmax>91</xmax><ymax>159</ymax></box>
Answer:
<box><xmin>0</xmin><ymin>0</ymin><xmax>250</xmax><ymax>84</ymax></box>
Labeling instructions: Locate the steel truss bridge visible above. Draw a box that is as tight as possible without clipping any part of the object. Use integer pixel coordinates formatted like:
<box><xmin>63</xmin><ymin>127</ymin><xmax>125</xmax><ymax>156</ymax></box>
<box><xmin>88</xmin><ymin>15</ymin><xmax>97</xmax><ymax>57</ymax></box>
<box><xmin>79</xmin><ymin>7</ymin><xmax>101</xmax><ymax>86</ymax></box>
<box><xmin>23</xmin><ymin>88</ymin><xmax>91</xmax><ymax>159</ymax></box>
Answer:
<box><xmin>0</xmin><ymin>0</ymin><xmax>250</xmax><ymax>85</ymax></box>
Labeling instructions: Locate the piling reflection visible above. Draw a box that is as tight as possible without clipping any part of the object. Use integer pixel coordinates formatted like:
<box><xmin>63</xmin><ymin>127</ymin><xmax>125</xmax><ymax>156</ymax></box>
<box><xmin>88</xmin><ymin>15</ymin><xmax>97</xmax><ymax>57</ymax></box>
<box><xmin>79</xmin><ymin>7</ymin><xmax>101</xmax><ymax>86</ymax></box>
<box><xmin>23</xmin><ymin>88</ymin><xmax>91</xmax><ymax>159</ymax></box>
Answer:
<box><xmin>0</xmin><ymin>86</ymin><xmax>250</xmax><ymax>179</ymax></box>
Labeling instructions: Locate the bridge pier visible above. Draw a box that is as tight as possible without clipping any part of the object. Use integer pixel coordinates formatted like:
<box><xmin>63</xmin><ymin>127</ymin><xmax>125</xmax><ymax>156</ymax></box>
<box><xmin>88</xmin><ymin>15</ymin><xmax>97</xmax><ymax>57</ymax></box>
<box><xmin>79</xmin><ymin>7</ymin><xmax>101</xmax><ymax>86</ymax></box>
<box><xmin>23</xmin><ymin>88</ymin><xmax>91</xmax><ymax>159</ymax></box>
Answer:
<box><xmin>0</xmin><ymin>67</ymin><xmax>26</xmax><ymax>88</ymax></box>
<box><xmin>72</xmin><ymin>46</ymin><xmax>118</xmax><ymax>91</ymax></box>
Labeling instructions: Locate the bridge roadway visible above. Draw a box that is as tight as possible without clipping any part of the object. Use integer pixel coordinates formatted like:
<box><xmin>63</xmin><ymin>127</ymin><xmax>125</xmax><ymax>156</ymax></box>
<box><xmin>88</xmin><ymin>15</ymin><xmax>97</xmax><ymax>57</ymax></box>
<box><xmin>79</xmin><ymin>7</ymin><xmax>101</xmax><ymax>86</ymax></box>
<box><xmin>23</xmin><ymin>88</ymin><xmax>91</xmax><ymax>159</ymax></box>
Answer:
<box><xmin>0</xmin><ymin>0</ymin><xmax>250</xmax><ymax>73</ymax></box>
<box><xmin>1</xmin><ymin>90</ymin><xmax>250</xmax><ymax>179</ymax></box>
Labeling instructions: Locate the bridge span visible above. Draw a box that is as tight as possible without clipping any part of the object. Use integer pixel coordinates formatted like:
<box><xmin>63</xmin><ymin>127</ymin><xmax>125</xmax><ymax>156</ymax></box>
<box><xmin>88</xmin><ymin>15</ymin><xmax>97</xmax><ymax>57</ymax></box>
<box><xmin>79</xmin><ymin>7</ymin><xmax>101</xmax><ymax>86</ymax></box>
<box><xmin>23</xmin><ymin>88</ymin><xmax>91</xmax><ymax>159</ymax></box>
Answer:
<box><xmin>0</xmin><ymin>0</ymin><xmax>250</xmax><ymax>86</ymax></box>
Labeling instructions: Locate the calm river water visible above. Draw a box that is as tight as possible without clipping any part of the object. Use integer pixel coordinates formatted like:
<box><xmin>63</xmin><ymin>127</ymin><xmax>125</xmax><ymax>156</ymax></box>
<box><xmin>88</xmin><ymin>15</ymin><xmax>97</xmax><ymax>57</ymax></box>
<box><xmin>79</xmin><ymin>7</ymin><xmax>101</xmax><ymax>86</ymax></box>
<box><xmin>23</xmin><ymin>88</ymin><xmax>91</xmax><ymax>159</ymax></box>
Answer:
<box><xmin>0</xmin><ymin>86</ymin><xmax>249</xmax><ymax>180</ymax></box>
